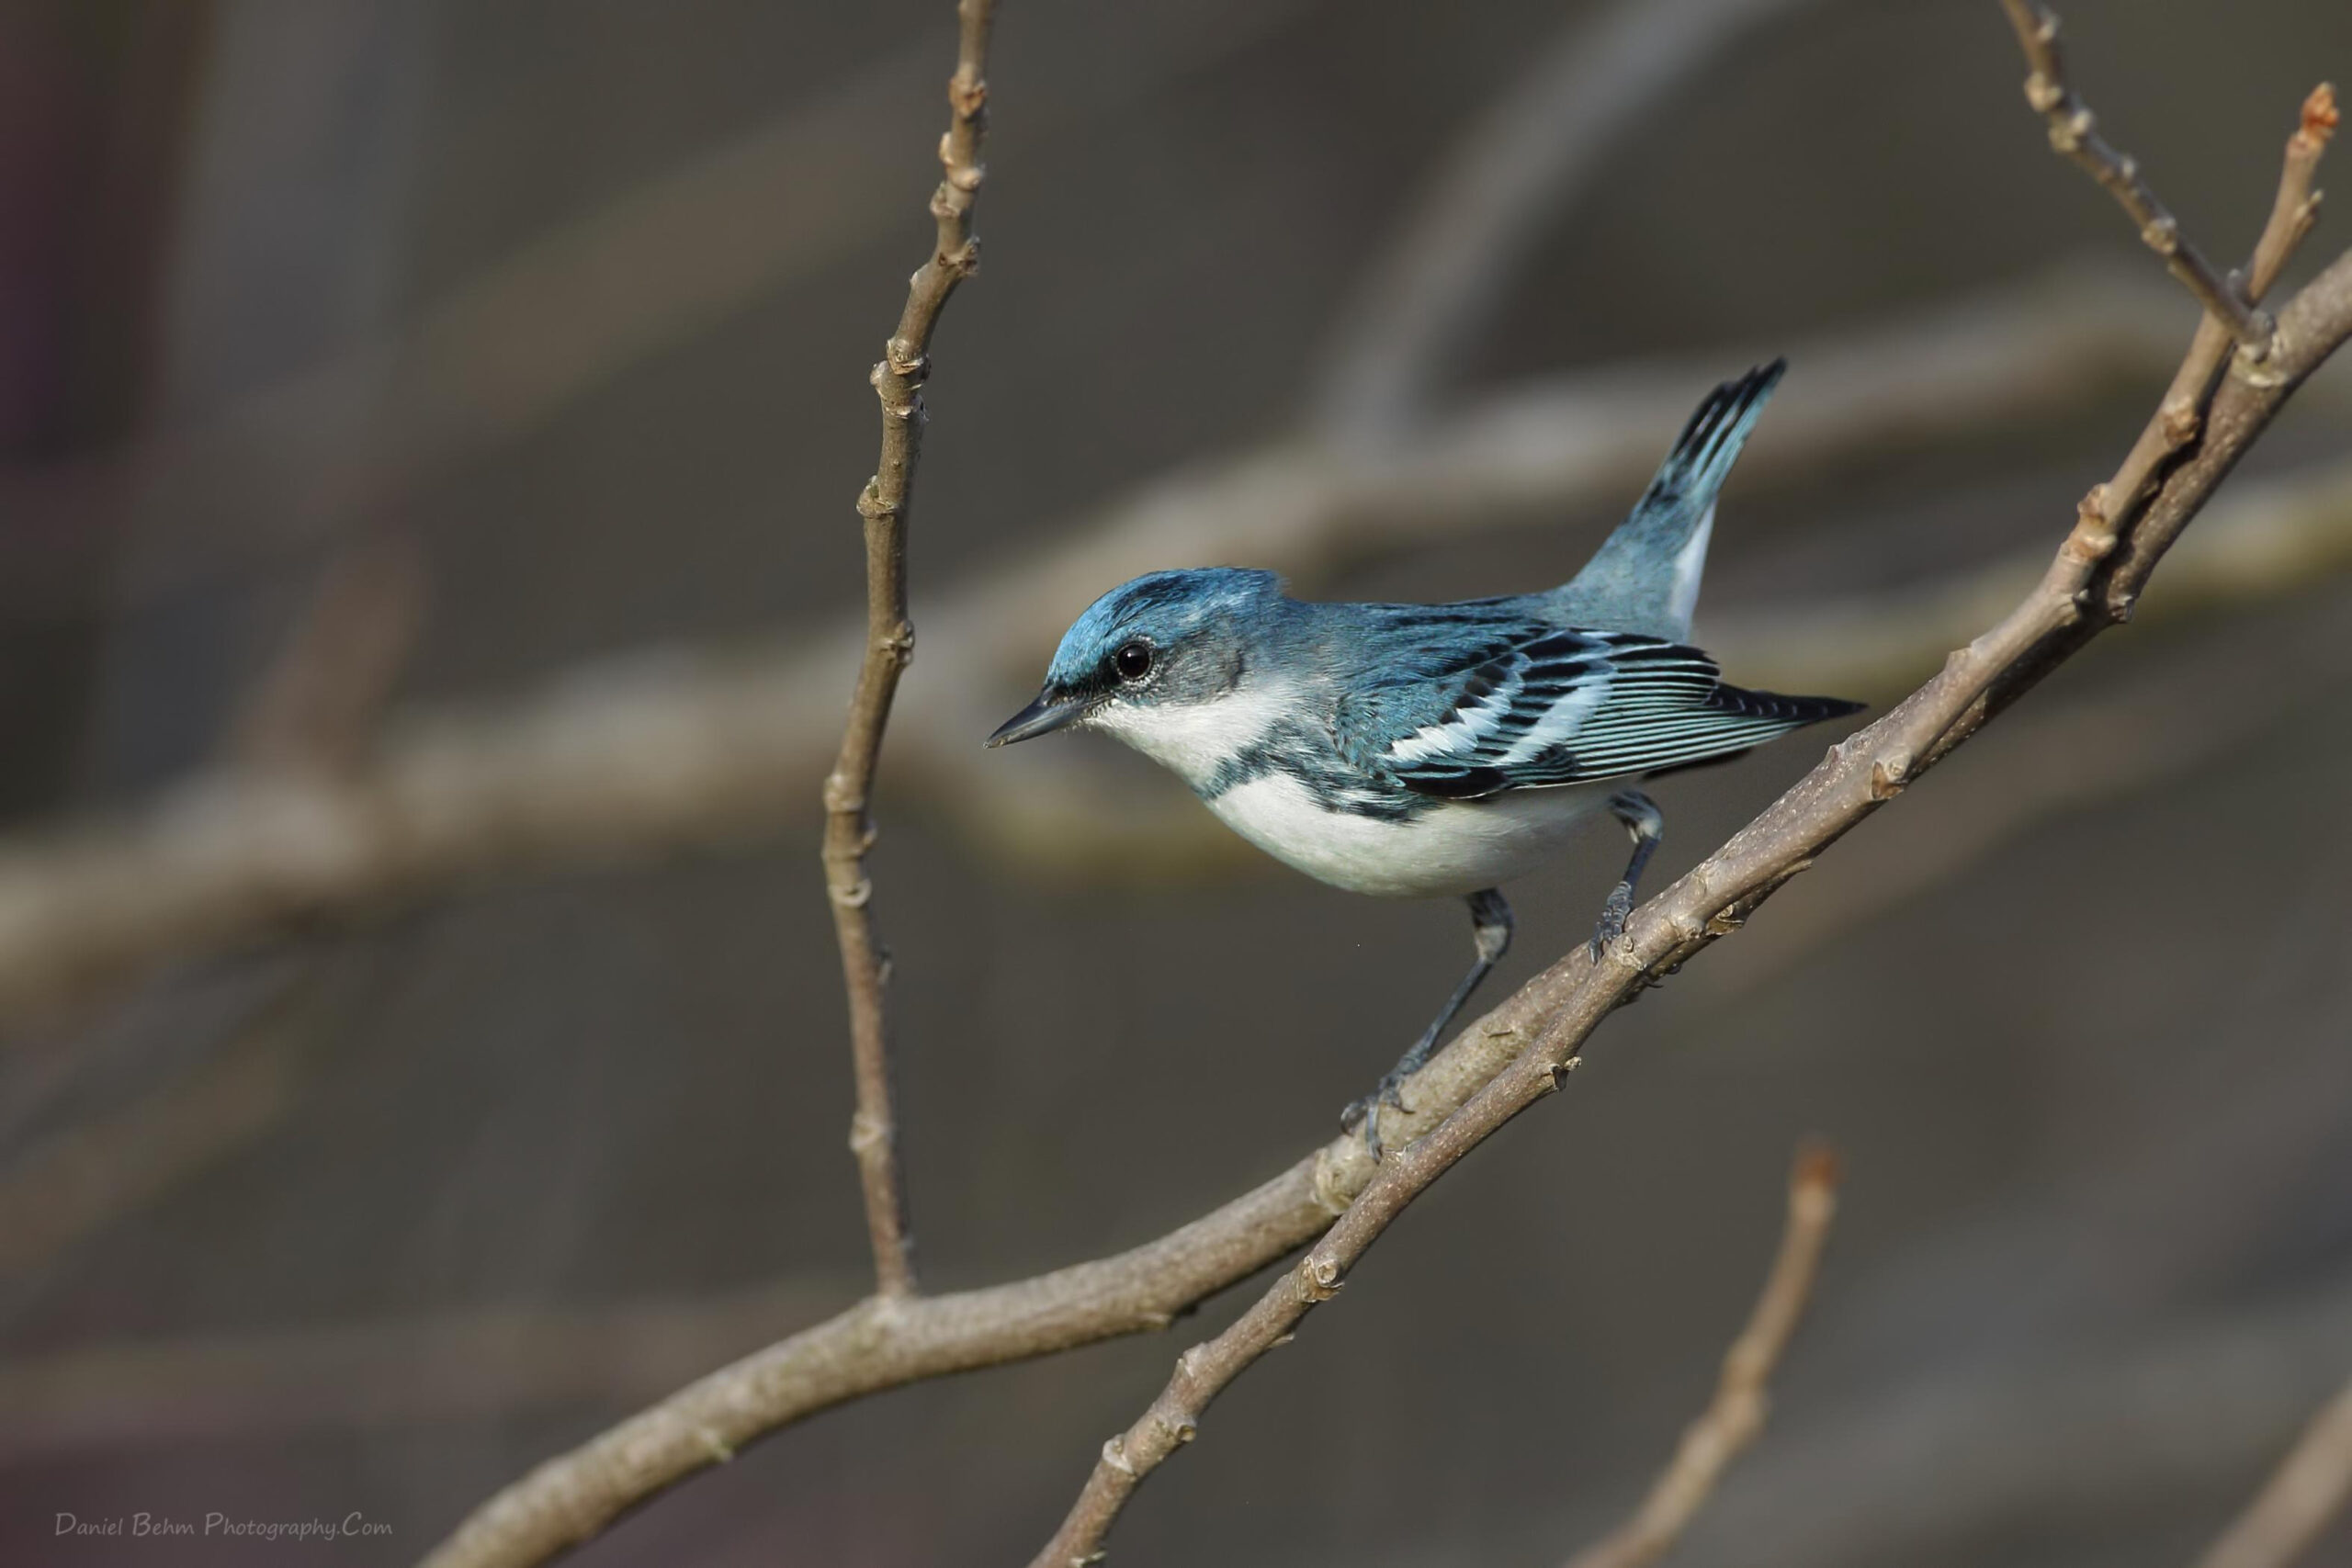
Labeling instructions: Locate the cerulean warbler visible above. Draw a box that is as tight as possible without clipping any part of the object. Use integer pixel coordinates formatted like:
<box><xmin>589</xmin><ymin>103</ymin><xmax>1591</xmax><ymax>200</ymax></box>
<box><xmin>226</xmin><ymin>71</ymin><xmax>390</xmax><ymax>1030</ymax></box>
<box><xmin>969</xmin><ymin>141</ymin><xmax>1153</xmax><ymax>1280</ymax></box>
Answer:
<box><xmin>989</xmin><ymin>362</ymin><xmax>1861</xmax><ymax>1155</ymax></box>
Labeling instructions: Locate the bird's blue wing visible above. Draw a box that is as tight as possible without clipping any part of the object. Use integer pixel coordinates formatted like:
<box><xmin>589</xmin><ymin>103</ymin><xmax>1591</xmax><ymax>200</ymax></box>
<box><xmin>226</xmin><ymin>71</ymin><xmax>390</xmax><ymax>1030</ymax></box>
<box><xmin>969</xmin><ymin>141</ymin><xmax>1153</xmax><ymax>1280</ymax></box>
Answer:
<box><xmin>1372</xmin><ymin>629</ymin><xmax>1859</xmax><ymax>800</ymax></box>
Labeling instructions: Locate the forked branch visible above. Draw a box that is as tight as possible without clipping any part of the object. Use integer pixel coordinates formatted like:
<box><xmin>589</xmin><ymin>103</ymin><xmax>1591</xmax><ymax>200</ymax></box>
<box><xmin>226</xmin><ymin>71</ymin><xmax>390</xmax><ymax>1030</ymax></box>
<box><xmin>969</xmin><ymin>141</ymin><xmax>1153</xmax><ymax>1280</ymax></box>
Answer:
<box><xmin>1997</xmin><ymin>0</ymin><xmax>2272</xmax><ymax>351</ymax></box>
<box><xmin>821</xmin><ymin>0</ymin><xmax>998</xmax><ymax>1300</ymax></box>
<box><xmin>2090</xmin><ymin>80</ymin><xmax>2335</xmax><ymax>557</ymax></box>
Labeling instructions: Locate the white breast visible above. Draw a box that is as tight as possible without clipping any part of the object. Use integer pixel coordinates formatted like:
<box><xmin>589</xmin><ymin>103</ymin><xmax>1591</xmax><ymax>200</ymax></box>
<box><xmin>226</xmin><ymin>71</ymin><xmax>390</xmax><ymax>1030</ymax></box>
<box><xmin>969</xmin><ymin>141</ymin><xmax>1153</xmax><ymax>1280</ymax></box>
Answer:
<box><xmin>1206</xmin><ymin>773</ymin><xmax>1612</xmax><ymax>897</ymax></box>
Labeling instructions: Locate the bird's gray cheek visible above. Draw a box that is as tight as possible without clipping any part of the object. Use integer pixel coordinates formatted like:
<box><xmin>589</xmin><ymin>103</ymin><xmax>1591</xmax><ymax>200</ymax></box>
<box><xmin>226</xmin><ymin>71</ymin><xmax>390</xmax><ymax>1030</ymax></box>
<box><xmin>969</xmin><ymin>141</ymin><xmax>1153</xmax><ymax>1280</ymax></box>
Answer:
<box><xmin>1218</xmin><ymin>644</ymin><xmax>1248</xmax><ymax>694</ymax></box>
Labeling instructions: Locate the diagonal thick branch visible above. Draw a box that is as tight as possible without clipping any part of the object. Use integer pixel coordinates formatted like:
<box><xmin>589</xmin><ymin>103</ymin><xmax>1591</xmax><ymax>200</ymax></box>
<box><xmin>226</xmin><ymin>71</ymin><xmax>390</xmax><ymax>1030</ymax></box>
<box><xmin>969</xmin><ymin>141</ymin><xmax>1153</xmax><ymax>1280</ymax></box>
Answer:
<box><xmin>823</xmin><ymin>0</ymin><xmax>998</xmax><ymax>1300</ymax></box>
<box><xmin>422</xmin><ymin>53</ymin><xmax>2350</xmax><ymax>1568</ymax></box>
<box><xmin>1026</xmin><ymin>242</ymin><xmax>2352</xmax><ymax>1568</ymax></box>
<box><xmin>1022</xmin><ymin>64</ymin><xmax>2349</xmax><ymax>1568</ymax></box>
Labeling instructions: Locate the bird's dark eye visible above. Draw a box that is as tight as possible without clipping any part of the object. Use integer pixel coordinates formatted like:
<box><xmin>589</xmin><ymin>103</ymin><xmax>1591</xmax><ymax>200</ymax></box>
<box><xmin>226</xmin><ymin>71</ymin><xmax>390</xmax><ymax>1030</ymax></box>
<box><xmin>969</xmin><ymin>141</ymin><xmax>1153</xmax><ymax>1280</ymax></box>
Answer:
<box><xmin>1114</xmin><ymin>641</ymin><xmax>1153</xmax><ymax>682</ymax></box>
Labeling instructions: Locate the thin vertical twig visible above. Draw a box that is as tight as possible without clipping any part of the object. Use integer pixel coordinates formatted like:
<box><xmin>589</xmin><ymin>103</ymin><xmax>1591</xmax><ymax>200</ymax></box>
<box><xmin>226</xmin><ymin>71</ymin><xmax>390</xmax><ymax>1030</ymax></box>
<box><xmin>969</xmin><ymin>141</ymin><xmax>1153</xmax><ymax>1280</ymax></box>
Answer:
<box><xmin>1562</xmin><ymin>1144</ymin><xmax>1841</xmax><ymax>1568</ymax></box>
<box><xmin>822</xmin><ymin>0</ymin><xmax>999</xmax><ymax>1301</ymax></box>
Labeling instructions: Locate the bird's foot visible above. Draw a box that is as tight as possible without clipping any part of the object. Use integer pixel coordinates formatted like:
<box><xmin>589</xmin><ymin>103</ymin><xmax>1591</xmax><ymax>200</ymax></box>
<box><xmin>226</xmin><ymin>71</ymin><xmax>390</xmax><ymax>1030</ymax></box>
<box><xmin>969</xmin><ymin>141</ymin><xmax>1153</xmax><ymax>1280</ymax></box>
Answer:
<box><xmin>1340</xmin><ymin>1071</ymin><xmax>1410</xmax><ymax>1161</ymax></box>
<box><xmin>1589</xmin><ymin>880</ymin><xmax>1634</xmax><ymax>962</ymax></box>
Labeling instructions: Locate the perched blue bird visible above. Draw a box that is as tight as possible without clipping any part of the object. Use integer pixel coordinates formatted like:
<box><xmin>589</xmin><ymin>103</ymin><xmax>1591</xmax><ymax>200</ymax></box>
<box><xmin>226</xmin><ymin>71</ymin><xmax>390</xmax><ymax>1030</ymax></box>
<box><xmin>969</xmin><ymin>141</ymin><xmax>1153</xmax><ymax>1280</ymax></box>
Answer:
<box><xmin>989</xmin><ymin>362</ymin><xmax>1860</xmax><ymax>1154</ymax></box>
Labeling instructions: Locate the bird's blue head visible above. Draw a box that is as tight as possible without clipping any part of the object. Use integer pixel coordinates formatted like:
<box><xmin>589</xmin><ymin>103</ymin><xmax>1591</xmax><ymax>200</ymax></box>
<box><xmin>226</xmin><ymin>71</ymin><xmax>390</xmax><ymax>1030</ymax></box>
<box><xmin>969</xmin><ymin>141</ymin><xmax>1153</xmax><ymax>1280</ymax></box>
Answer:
<box><xmin>987</xmin><ymin>568</ymin><xmax>1284</xmax><ymax>747</ymax></box>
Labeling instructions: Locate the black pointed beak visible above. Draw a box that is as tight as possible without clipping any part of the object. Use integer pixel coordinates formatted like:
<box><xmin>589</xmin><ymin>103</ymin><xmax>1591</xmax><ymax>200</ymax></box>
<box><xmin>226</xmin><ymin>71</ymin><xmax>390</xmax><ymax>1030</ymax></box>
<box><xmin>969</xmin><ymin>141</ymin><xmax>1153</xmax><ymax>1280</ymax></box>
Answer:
<box><xmin>986</xmin><ymin>690</ymin><xmax>1095</xmax><ymax>747</ymax></box>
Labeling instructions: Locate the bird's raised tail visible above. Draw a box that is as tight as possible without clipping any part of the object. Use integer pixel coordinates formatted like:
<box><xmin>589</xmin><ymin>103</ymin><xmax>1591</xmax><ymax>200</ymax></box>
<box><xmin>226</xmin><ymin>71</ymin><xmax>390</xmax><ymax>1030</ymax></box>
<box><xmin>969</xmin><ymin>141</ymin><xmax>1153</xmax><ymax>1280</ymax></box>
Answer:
<box><xmin>1555</xmin><ymin>358</ymin><xmax>1787</xmax><ymax>642</ymax></box>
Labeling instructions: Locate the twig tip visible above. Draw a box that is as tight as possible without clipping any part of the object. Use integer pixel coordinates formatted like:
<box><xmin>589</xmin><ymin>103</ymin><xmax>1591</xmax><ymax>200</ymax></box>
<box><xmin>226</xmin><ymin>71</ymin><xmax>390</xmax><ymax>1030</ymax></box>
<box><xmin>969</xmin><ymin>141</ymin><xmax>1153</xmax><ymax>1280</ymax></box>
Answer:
<box><xmin>2304</xmin><ymin>83</ymin><xmax>2339</xmax><ymax>141</ymax></box>
<box><xmin>1792</xmin><ymin>1140</ymin><xmax>1843</xmax><ymax>1193</ymax></box>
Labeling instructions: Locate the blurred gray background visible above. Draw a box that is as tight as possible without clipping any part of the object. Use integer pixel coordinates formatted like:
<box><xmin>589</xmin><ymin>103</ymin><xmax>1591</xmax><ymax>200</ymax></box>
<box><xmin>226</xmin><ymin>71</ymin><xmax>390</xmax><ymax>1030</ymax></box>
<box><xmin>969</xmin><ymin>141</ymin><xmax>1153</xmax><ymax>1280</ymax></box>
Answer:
<box><xmin>4</xmin><ymin>1</ymin><xmax>2352</xmax><ymax>1564</ymax></box>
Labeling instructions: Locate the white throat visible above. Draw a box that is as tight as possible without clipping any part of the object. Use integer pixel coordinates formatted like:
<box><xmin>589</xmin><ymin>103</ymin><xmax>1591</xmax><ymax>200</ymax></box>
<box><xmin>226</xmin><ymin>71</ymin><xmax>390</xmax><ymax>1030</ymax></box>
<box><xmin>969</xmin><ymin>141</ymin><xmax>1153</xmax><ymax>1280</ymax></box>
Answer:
<box><xmin>1083</xmin><ymin>677</ymin><xmax>1295</xmax><ymax>792</ymax></box>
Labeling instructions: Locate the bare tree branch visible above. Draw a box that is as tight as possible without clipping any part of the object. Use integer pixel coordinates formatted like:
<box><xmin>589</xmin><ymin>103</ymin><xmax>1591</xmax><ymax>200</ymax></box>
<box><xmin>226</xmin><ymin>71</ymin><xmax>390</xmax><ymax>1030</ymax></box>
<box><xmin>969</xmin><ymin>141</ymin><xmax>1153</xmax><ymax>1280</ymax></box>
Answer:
<box><xmin>824</xmin><ymin>0</ymin><xmax>997</xmax><ymax>1303</ymax></box>
<box><xmin>2195</xmin><ymin>1374</ymin><xmax>2352</xmax><ymax>1568</ymax></box>
<box><xmin>1314</xmin><ymin>0</ymin><xmax>1819</xmax><ymax>434</ymax></box>
<box><xmin>1677</xmin><ymin>1275</ymin><xmax>2352</xmax><ymax>1568</ymax></box>
<box><xmin>1997</xmin><ymin>0</ymin><xmax>2275</xmax><ymax>351</ymax></box>
<box><xmin>1019</xmin><ymin>74</ymin><xmax>2352</xmax><ymax>1560</ymax></box>
<box><xmin>1562</xmin><ymin>1144</ymin><xmax>1840</xmax><ymax>1568</ymax></box>
<box><xmin>2082</xmin><ymin>81</ymin><xmax>2335</xmax><ymax>584</ymax></box>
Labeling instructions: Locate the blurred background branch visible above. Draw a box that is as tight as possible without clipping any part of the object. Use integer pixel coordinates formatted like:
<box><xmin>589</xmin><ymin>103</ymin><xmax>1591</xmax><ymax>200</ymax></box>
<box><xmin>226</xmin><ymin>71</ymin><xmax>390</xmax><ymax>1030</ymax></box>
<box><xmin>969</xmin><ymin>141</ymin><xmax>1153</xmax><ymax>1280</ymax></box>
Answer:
<box><xmin>1313</xmin><ymin>0</ymin><xmax>1824</xmax><ymax>435</ymax></box>
<box><xmin>2197</xmin><ymin>1371</ymin><xmax>2352</xmax><ymax>1568</ymax></box>
<box><xmin>9</xmin><ymin>271</ymin><xmax>2352</xmax><ymax>1023</ymax></box>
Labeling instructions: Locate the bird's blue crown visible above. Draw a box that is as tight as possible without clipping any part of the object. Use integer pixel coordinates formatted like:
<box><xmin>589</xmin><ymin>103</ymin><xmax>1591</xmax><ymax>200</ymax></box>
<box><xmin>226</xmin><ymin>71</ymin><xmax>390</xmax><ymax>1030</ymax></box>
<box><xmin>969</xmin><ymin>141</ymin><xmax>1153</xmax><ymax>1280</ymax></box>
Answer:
<box><xmin>1044</xmin><ymin>567</ymin><xmax>1283</xmax><ymax>689</ymax></box>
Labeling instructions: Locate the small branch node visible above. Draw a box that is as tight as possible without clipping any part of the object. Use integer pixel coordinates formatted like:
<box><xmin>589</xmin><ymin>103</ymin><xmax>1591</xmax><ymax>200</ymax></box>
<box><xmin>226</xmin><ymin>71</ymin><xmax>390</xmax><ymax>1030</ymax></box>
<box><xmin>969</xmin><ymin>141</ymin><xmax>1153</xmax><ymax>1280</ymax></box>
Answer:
<box><xmin>847</xmin><ymin>1110</ymin><xmax>892</xmax><ymax>1156</ymax></box>
<box><xmin>1309</xmin><ymin>1150</ymin><xmax>1357</xmax><ymax>1217</ymax></box>
<box><xmin>1100</xmin><ymin>1436</ymin><xmax>1136</xmax><ymax>1477</ymax></box>
<box><xmin>1300</xmin><ymin>1255</ymin><xmax>1344</xmax><ymax>1303</ymax></box>
<box><xmin>1868</xmin><ymin>750</ymin><xmax>1913</xmax><ymax>800</ymax></box>
<box><xmin>942</xmin><ymin>149</ymin><xmax>988</xmax><ymax>192</ymax></box>
<box><xmin>2062</xmin><ymin>487</ymin><xmax>2119</xmax><ymax>566</ymax></box>
<box><xmin>695</xmin><ymin>1428</ymin><xmax>735</xmax><ymax>1464</ymax></box>
<box><xmin>2233</xmin><ymin>336</ymin><xmax>2292</xmax><ymax>386</ymax></box>
<box><xmin>2301</xmin><ymin>81</ymin><xmax>2341</xmax><ymax>144</ymax></box>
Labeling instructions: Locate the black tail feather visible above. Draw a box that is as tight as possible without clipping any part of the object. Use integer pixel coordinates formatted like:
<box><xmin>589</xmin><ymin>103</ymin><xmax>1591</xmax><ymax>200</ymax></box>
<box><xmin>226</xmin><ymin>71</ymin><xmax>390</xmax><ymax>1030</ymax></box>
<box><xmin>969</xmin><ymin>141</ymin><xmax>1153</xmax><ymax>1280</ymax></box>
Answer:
<box><xmin>1703</xmin><ymin>683</ymin><xmax>1866</xmax><ymax>725</ymax></box>
<box><xmin>1646</xmin><ymin>358</ymin><xmax>1789</xmax><ymax>506</ymax></box>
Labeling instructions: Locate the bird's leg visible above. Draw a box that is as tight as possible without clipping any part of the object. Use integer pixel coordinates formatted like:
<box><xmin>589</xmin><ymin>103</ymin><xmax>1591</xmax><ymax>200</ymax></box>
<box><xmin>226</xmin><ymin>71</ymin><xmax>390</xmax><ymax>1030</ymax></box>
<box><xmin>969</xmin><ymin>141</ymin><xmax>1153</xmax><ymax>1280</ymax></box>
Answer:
<box><xmin>1589</xmin><ymin>788</ymin><xmax>1665</xmax><ymax>959</ymax></box>
<box><xmin>1343</xmin><ymin>888</ymin><xmax>1513</xmax><ymax>1160</ymax></box>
